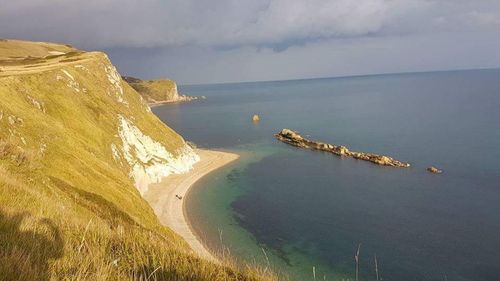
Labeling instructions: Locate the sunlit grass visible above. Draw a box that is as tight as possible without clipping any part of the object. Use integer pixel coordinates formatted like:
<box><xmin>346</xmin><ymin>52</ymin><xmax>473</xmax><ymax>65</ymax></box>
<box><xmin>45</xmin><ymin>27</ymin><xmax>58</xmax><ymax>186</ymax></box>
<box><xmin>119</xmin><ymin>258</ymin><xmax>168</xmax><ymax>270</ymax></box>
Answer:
<box><xmin>0</xmin><ymin>40</ymin><xmax>284</xmax><ymax>281</ymax></box>
<box><xmin>123</xmin><ymin>76</ymin><xmax>178</xmax><ymax>103</ymax></box>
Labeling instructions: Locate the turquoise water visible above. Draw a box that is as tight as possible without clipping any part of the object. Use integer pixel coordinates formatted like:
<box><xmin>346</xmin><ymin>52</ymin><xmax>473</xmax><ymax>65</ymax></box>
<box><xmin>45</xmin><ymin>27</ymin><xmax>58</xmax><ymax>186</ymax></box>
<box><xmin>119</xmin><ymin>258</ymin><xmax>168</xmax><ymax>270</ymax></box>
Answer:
<box><xmin>153</xmin><ymin>69</ymin><xmax>500</xmax><ymax>281</ymax></box>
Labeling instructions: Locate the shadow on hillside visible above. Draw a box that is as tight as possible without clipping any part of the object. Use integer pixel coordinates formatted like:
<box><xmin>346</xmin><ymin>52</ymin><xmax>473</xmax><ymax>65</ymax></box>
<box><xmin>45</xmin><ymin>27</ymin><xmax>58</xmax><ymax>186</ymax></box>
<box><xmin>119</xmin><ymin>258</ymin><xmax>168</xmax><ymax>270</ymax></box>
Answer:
<box><xmin>0</xmin><ymin>210</ymin><xmax>64</xmax><ymax>281</ymax></box>
<box><xmin>49</xmin><ymin>176</ymin><xmax>137</xmax><ymax>228</ymax></box>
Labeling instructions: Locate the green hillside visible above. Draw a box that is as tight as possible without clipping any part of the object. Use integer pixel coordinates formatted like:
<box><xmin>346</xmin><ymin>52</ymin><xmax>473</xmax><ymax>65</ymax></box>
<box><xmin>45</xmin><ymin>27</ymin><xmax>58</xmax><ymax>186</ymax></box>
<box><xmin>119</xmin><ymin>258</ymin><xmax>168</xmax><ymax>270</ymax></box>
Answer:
<box><xmin>122</xmin><ymin>76</ymin><xmax>180</xmax><ymax>103</ymax></box>
<box><xmin>0</xmin><ymin>39</ymin><xmax>276</xmax><ymax>281</ymax></box>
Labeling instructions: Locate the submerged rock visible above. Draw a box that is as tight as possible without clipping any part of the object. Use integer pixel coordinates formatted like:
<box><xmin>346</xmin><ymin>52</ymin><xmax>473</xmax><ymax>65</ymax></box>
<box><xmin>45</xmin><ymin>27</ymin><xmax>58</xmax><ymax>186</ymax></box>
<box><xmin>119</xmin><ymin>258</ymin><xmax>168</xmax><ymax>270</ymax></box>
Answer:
<box><xmin>427</xmin><ymin>166</ymin><xmax>443</xmax><ymax>174</ymax></box>
<box><xmin>275</xmin><ymin>129</ymin><xmax>410</xmax><ymax>168</ymax></box>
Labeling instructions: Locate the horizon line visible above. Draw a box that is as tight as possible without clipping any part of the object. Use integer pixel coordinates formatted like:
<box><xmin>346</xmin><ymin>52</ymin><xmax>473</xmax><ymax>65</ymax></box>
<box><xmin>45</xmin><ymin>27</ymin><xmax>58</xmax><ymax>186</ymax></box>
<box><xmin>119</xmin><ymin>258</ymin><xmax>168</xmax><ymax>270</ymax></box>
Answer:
<box><xmin>179</xmin><ymin>66</ymin><xmax>500</xmax><ymax>87</ymax></box>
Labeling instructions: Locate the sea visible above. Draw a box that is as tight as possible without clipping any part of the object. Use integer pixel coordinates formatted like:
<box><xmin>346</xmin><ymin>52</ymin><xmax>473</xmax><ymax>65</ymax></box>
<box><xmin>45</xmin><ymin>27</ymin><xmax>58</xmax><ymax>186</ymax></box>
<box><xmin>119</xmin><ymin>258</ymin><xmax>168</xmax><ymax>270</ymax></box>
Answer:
<box><xmin>153</xmin><ymin>69</ymin><xmax>500</xmax><ymax>281</ymax></box>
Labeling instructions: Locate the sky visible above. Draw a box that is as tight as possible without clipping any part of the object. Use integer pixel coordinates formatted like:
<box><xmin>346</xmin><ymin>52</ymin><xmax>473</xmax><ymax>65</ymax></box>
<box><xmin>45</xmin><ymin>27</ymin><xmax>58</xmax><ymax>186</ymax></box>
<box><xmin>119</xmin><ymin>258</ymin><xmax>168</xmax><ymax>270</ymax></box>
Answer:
<box><xmin>2</xmin><ymin>0</ymin><xmax>500</xmax><ymax>84</ymax></box>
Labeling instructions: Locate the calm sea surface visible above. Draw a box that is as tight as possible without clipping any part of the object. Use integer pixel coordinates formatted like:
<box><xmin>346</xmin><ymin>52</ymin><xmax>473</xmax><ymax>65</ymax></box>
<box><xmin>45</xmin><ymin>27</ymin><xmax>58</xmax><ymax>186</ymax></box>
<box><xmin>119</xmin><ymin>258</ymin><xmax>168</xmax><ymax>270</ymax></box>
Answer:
<box><xmin>153</xmin><ymin>69</ymin><xmax>500</xmax><ymax>281</ymax></box>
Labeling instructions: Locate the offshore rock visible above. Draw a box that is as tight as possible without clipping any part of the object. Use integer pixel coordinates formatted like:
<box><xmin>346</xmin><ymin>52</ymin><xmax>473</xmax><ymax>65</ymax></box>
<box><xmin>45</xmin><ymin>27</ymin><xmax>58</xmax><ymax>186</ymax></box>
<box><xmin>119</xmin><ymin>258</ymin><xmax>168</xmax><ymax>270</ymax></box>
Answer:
<box><xmin>275</xmin><ymin>129</ymin><xmax>410</xmax><ymax>168</ymax></box>
<box><xmin>427</xmin><ymin>166</ymin><xmax>443</xmax><ymax>174</ymax></box>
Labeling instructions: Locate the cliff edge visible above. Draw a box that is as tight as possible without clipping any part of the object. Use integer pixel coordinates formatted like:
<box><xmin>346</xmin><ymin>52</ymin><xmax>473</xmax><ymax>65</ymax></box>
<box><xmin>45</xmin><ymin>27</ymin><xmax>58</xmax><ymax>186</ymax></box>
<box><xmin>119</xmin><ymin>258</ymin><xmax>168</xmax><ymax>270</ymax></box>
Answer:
<box><xmin>0</xmin><ymin>39</ymin><xmax>272</xmax><ymax>280</ymax></box>
<box><xmin>122</xmin><ymin>76</ymin><xmax>197</xmax><ymax>105</ymax></box>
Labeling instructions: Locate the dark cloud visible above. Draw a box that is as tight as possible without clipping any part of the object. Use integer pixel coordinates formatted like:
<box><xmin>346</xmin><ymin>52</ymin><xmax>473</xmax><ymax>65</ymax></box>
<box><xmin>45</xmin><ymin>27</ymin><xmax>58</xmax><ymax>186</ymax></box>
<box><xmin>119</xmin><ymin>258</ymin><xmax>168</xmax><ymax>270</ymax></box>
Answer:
<box><xmin>2</xmin><ymin>0</ymin><xmax>500</xmax><ymax>83</ymax></box>
<box><xmin>4</xmin><ymin>0</ymin><xmax>495</xmax><ymax>49</ymax></box>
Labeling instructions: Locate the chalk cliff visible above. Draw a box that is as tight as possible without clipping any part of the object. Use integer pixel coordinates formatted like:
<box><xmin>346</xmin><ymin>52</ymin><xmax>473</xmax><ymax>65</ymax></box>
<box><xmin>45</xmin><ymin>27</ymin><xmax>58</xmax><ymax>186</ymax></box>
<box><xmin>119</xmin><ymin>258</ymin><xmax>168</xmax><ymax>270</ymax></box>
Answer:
<box><xmin>0</xmin><ymin>39</ymin><xmax>263</xmax><ymax>280</ymax></box>
<box><xmin>122</xmin><ymin>76</ymin><xmax>197</xmax><ymax>105</ymax></box>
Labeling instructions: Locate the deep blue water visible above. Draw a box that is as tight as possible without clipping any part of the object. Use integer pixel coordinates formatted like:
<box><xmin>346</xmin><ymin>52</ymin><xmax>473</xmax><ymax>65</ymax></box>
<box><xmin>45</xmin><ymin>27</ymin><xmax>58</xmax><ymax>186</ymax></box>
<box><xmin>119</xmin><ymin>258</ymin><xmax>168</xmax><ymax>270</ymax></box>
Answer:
<box><xmin>153</xmin><ymin>69</ymin><xmax>500</xmax><ymax>281</ymax></box>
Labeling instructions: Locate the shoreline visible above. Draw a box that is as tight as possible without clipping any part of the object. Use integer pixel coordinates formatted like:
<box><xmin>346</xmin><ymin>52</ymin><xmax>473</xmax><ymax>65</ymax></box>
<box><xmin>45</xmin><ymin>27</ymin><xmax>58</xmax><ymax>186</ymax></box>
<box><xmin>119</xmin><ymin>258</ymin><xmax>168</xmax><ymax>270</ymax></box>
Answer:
<box><xmin>148</xmin><ymin>96</ymin><xmax>200</xmax><ymax>108</ymax></box>
<box><xmin>148</xmin><ymin>100</ymin><xmax>182</xmax><ymax>108</ymax></box>
<box><xmin>143</xmin><ymin>149</ymin><xmax>239</xmax><ymax>261</ymax></box>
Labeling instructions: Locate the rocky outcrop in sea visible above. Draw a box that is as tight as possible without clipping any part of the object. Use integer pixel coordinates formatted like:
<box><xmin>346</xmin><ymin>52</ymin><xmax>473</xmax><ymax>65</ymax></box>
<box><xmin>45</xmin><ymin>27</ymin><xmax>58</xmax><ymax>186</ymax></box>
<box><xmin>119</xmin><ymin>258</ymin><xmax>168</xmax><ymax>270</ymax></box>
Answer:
<box><xmin>275</xmin><ymin>129</ymin><xmax>410</xmax><ymax>168</ymax></box>
<box><xmin>427</xmin><ymin>166</ymin><xmax>443</xmax><ymax>173</ymax></box>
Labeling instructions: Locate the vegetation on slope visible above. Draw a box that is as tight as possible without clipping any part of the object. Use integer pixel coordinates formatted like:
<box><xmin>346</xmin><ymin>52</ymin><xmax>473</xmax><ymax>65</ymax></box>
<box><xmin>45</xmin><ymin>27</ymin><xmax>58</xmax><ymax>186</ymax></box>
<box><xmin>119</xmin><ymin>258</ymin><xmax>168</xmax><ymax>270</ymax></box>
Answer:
<box><xmin>0</xmin><ymin>39</ymin><xmax>278</xmax><ymax>281</ymax></box>
<box><xmin>122</xmin><ymin>76</ymin><xmax>179</xmax><ymax>103</ymax></box>
<box><xmin>0</xmin><ymin>39</ymin><xmax>75</xmax><ymax>60</ymax></box>
<box><xmin>122</xmin><ymin>76</ymin><xmax>197</xmax><ymax>104</ymax></box>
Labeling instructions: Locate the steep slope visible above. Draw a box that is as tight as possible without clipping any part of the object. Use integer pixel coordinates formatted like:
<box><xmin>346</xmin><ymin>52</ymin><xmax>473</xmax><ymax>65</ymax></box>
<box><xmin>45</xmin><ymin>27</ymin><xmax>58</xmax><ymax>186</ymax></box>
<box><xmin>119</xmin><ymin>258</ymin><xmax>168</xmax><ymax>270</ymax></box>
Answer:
<box><xmin>122</xmin><ymin>76</ymin><xmax>197</xmax><ymax>104</ymax></box>
<box><xmin>0</xmin><ymin>39</ymin><xmax>274</xmax><ymax>281</ymax></box>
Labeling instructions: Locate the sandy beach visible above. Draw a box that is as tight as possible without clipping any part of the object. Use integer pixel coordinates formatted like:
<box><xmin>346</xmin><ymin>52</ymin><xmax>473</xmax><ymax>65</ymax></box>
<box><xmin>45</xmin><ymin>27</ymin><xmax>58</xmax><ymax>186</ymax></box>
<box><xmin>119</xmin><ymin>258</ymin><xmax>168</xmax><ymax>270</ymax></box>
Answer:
<box><xmin>143</xmin><ymin>149</ymin><xmax>239</xmax><ymax>261</ymax></box>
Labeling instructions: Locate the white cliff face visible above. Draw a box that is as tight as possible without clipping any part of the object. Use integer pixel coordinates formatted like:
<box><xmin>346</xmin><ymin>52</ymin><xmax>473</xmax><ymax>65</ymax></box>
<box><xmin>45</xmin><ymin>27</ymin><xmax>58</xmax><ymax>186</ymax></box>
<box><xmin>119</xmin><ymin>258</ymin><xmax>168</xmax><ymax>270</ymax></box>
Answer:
<box><xmin>116</xmin><ymin>115</ymin><xmax>199</xmax><ymax>195</ymax></box>
<box><xmin>171</xmin><ymin>83</ymin><xmax>179</xmax><ymax>100</ymax></box>
<box><xmin>104</xmin><ymin>64</ymin><xmax>127</xmax><ymax>105</ymax></box>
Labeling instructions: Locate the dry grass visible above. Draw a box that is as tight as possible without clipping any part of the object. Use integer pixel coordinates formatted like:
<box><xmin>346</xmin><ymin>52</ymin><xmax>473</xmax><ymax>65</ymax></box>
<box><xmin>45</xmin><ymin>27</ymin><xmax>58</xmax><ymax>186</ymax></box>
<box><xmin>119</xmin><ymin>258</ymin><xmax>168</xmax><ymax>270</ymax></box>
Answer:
<box><xmin>0</xmin><ymin>128</ymin><xmax>282</xmax><ymax>281</ymax></box>
<box><xmin>0</xmin><ymin>39</ymin><xmax>284</xmax><ymax>281</ymax></box>
<box><xmin>122</xmin><ymin>76</ymin><xmax>178</xmax><ymax>103</ymax></box>
<box><xmin>0</xmin><ymin>140</ymin><xmax>13</xmax><ymax>157</ymax></box>
<box><xmin>0</xmin><ymin>202</ymin><xmax>282</xmax><ymax>281</ymax></box>
<box><xmin>0</xmin><ymin>39</ymin><xmax>75</xmax><ymax>60</ymax></box>
<box><xmin>0</xmin><ymin>139</ymin><xmax>38</xmax><ymax>168</ymax></box>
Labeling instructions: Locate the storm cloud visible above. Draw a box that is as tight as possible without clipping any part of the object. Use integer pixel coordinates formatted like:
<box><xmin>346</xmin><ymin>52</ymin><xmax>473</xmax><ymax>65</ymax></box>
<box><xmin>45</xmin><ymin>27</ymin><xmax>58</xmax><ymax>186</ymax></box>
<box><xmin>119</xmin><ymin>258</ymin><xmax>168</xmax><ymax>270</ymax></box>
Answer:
<box><xmin>2</xmin><ymin>0</ymin><xmax>500</xmax><ymax>84</ymax></box>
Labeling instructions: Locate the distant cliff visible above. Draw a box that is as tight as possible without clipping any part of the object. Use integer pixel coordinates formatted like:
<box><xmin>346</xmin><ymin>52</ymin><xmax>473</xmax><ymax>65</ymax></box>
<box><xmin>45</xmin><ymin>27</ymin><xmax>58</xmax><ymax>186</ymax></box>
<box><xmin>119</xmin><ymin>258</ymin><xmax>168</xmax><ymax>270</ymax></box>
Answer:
<box><xmin>122</xmin><ymin>76</ymin><xmax>197</xmax><ymax>105</ymax></box>
<box><xmin>0</xmin><ymin>39</ymin><xmax>271</xmax><ymax>280</ymax></box>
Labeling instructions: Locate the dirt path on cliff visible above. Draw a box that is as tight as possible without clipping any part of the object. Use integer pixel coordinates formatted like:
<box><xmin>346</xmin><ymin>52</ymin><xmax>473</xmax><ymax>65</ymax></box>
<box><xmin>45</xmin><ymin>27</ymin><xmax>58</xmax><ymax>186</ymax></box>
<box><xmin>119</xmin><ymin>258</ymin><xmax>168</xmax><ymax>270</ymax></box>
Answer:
<box><xmin>0</xmin><ymin>52</ymin><xmax>96</xmax><ymax>77</ymax></box>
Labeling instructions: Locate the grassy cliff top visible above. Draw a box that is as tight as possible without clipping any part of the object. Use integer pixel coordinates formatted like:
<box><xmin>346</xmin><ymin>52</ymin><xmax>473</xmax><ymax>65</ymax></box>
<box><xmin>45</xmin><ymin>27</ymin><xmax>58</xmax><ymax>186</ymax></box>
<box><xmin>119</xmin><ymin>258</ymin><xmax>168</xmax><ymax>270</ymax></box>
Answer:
<box><xmin>0</xmin><ymin>39</ymin><xmax>279</xmax><ymax>281</ymax></box>
<box><xmin>0</xmin><ymin>39</ymin><xmax>76</xmax><ymax>59</ymax></box>
<box><xmin>122</xmin><ymin>76</ymin><xmax>179</xmax><ymax>103</ymax></box>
